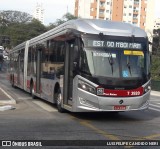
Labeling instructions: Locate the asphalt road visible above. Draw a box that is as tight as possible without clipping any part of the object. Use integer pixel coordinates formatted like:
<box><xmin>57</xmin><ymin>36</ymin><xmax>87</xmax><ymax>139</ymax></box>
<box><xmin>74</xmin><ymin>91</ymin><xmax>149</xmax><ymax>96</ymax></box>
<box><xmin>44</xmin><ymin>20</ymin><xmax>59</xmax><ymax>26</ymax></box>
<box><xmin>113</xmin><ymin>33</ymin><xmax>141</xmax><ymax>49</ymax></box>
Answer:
<box><xmin>0</xmin><ymin>74</ymin><xmax>160</xmax><ymax>149</ymax></box>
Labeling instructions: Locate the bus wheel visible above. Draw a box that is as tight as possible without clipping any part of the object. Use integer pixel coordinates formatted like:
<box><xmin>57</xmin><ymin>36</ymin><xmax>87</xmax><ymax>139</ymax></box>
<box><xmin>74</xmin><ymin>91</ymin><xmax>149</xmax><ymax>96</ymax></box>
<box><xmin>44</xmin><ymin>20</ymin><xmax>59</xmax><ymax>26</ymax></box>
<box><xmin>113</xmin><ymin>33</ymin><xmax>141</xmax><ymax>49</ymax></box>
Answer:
<box><xmin>11</xmin><ymin>80</ymin><xmax>14</xmax><ymax>87</ymax></box>
<box><xmin>11</xmin><ymin>76</ymin><xmax>15</xmax><ymax>87</ymax></box>
<box><xmin>30</xmin><ymin>83</ymin><xmax>36</xmax><ymax>99</ymax></box>
<box><xmin>55</xmin><ymin>90</ymin><xmax>64</xmax><ymax>113</ymax></box>
<box><xmin>10</xmin><ymin>75</ymin><xmax>12</xmax><ymax>84</ymax></box>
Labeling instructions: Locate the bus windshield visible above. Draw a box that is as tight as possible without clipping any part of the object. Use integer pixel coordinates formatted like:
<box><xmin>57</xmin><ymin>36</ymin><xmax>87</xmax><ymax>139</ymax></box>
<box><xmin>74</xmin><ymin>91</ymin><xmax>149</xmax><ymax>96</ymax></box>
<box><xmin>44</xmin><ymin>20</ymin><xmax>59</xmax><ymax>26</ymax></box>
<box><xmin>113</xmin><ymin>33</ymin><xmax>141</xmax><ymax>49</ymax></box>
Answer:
<box><xmin>81</xmin><ymin>35</ymin><xmax>148</xmax><ymax>79</ymax></box>
<box><xmin>81</xmin><ymin>48</ymin><xmax>145</xmax><ymax>78</ymax></box>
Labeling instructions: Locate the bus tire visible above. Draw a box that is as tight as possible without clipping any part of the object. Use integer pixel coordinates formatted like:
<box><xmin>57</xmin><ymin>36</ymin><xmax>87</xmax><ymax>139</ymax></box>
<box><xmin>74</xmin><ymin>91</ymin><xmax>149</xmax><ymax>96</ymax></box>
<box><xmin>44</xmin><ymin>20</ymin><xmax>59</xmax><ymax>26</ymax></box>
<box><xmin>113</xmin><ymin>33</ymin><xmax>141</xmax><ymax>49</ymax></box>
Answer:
<box><xmin>11</xmin><ymin>75</ymin><xmax>15</xmax><ymax>87</ymax></box>
<box><xmin>55</xmin><ymin>89</ymin><xmax>64</xmax><ymax>113</ymax></box>
<box><xmin>30</xmin><ymin>82</ymin><xmax>36</xmax><ymax>99</ymax></box>
<box><xmin>10</xmin><ymin>75</ymin><xmax>12</xmax><ymax>84</ymax></box>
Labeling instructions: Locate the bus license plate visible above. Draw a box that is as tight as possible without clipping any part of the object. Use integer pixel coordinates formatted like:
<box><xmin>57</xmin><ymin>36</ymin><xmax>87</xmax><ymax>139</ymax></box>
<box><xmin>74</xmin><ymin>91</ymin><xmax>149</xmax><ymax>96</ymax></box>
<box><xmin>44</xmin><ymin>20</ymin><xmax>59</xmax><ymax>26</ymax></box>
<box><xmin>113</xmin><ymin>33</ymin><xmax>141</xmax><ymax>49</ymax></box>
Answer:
<box><xmin>114</xmin><ymin>105</ymin><xmax>126</xmax><ymax>110</ymax></box>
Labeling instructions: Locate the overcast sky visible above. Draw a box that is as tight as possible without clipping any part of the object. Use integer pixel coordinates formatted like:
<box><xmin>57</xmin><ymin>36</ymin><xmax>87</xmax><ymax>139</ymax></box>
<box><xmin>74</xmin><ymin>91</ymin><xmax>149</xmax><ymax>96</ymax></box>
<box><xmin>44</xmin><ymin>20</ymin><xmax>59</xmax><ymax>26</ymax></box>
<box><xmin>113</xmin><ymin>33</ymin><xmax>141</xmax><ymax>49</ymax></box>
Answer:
<box><xmin>0</xmin><ymin>0</ymin><xmax>160</xmax><ymax>25</ymax></box>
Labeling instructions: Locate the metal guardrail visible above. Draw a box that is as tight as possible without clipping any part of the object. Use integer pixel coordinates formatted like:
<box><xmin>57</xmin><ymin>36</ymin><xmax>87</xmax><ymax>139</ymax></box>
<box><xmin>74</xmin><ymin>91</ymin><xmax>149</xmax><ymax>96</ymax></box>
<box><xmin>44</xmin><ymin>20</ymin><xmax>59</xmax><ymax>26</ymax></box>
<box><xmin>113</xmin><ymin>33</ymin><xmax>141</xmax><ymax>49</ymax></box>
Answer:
<box><xmin>151</xmin><ymin>80</ymin><xmax>160</xmax><ymax>91</ymax></box>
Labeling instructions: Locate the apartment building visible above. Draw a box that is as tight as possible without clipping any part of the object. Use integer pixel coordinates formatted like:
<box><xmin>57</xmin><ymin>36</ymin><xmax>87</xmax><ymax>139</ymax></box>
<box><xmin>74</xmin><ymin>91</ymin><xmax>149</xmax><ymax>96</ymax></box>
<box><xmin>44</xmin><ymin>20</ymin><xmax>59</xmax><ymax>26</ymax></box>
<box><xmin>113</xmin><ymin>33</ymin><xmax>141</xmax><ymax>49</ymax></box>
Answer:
<box><xmin>154</xmin><ymin>18</ymin><xmax>160</xmax><ymax>30</ymax></box>
<box><xmin>74</xmin><ymin>0</ymin><xmax>155</xmax><ymax>32</ymax></box>
<box><xmin>33</xmin><ymin>3</ymin><xmax>44</xmax><ymax>24</ymax></box>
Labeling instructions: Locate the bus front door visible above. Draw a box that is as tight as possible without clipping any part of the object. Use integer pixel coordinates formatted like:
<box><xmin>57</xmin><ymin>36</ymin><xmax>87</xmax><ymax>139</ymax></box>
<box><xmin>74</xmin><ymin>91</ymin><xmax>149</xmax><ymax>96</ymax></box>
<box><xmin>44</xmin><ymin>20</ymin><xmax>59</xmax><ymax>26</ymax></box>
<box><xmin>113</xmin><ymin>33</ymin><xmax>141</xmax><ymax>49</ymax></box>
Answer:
<box><xmin>63</xmin><ymin>41</ymin><xmax>75</xmax><ymax>105</ymax></box>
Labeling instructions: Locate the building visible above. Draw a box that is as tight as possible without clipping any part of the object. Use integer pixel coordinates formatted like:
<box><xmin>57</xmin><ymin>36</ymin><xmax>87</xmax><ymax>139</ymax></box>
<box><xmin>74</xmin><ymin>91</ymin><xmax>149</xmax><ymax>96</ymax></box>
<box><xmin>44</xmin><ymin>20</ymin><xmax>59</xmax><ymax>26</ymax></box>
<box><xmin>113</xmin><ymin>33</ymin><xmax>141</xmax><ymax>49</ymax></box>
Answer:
<box><xmin>33</xmin><ymin>3</ymin><xmax>44</xmax><ymax>24</ymax></box>
<box><xmin>154</xmin><ymin>18</ymin><xmax>160</xmax><ymax>30</ymax></box>
<box><xmin>74</xmin><ymin>0</ymin><xmax>155</xmax><ymax>32</ymax></box>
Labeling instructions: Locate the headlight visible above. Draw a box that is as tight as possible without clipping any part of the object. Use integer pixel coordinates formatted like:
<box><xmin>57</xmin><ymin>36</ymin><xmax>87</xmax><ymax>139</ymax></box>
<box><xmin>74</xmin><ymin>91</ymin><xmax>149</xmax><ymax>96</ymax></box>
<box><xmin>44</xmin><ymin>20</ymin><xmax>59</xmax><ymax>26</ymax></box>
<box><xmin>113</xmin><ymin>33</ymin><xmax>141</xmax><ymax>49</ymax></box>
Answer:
<box><xmin>78</xmin><ymin>79</ymin><xmax>96</xmax><ymax>94</ymax></box>
<box><xmin>144</xmin><ymin>82</ymin><xmax>151</xmax><ymax>94</ymax></box>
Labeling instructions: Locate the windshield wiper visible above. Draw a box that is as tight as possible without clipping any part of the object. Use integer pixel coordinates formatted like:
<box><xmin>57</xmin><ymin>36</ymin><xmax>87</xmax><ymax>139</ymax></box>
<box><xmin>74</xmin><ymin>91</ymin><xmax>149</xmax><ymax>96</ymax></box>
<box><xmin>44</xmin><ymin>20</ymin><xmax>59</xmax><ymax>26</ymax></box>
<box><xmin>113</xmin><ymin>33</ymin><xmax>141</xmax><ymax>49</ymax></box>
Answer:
<box><xmin>127</xmin><ymin>56</ymin><xmax>132</xmax><ymax>76</ymax></box>
<box><xmin>108</xmin><ymin>53</ymin><xmax>114</xmax><ymax>75</ymax></box>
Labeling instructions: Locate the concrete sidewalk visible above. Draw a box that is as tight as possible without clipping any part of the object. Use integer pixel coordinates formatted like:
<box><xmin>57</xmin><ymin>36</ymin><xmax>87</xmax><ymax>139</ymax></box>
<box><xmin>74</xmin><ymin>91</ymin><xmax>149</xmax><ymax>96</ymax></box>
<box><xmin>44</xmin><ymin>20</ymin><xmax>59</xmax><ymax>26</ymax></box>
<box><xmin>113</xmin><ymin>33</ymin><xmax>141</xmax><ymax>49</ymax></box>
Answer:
<box><xmin>151</xmin><ymin>90</ymin><xmax>160</xmax><ymax>97</ymax></box>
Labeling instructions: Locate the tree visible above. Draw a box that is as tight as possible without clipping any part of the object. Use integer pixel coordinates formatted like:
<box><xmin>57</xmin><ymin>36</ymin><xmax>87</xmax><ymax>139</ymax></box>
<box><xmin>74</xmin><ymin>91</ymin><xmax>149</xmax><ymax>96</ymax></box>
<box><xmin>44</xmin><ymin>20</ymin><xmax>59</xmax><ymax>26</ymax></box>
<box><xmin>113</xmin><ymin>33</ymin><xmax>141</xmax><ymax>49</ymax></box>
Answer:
<box><xmin>5</xmin><ymin>19</ymin><xmax>47</xmax><ymax>47</ymax></box>
<box><xmin>0</xmin><ymin>10</ymin><xmax>32</xmax><ymax>26</ymax></box>
<box><xmin>151</xmin><ymin>29</ymin><xmax>160</xmax><ymax>80</ymax></box>
<box><xmin>27</xmin><ymin>19</ymin><xmax>47</xmax><ymax>39</ymax></box>
<box><xmin>63</xmin><ymin>12</ymin><xmax>78</xmax><ymax>21</ymax></box>
<box><xmin>151</xmin><ymin>55</ymin><xmax>160</xmax><ymax>80</ymax></box>
<box><xmin>47</xmin><ymin>12</ymin><xmax>77</xmax><ymax>30</ymax></box>
<box><xmin>152</xmin><ymin>29</ymin><xmax>160</xmax><ymax>56</ymax></box>
<box><xmin>0</xmin><ymin>11</ymin><xmax>77</xmax><ymax>48</ymax></box>
<box><xmin>0</xmin><ymin>10</ymin><xmax>33</xmax><ymax>47</ymax></box>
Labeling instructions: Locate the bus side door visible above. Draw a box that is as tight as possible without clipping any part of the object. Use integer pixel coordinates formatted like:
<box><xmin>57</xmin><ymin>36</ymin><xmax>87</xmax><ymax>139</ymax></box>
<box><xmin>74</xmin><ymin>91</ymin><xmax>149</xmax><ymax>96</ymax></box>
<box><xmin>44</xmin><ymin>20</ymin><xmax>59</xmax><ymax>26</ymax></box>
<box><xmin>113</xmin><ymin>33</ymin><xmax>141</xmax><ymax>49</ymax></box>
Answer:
<box><xmin>63</xmin><ymin>39</ymin><xmax>75</xmax><ymax>105</ymax></box>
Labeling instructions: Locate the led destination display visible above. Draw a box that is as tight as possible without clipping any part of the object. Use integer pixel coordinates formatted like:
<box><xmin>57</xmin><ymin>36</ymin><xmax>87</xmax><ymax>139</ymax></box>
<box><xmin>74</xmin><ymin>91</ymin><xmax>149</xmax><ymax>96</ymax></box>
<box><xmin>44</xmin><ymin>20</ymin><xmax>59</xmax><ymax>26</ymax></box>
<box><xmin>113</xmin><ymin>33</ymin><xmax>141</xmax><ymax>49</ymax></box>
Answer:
<box><xmin>87</xmin><ymin>40</ymin><xmax>142</xmax><ymax>49</ymax></box>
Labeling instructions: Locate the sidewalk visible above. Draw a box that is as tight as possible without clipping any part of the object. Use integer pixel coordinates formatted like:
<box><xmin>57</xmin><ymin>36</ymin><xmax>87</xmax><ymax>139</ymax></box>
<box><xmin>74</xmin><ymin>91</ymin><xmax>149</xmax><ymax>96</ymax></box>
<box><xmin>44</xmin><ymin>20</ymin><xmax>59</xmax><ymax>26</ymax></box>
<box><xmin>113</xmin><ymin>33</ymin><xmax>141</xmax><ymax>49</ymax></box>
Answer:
<box><xmin>151</xmin><ymin>90</ymin><xmax>160</xmax><ymax>97</ymax></box>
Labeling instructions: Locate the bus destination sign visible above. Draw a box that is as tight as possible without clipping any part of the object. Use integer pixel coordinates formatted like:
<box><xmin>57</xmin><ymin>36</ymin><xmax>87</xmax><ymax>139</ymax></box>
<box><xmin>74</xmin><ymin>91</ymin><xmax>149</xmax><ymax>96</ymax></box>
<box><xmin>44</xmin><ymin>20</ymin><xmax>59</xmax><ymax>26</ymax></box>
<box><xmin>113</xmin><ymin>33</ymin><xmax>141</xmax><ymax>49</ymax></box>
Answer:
<box><xmin>87</xmin><ymin>40</ymin><xmax>142</xmax><ymax>49</ymax></box>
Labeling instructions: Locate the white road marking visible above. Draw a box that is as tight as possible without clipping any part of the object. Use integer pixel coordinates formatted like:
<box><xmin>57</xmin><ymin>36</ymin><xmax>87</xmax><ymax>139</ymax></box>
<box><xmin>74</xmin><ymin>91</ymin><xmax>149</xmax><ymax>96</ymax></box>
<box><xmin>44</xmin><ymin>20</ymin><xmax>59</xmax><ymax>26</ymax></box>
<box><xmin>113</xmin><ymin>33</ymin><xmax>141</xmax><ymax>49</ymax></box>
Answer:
<box><xmin>0</xmin><ymin>87</ymin><xmax>16</xmax><ymax>104</ymax></box>
<box><xmin>149</xmin><ymin>103</ymin><xmax>160</xmax><ymax>112</ymax></box>
<box><xmin>149</xmin><ymin>103</ymin><xmax>160</xmax><ymax>109</ymax></box>
<box><xmin>18</xmin><ymin>97</ymin><xmax>32</xmax><ymax>100</ymax></box>
<box><xmin>150</xmin><ymin>100</ymin><xmax>160</xmax><ymax>102</ymax></box>
<box><xmin>32</xmin><ymin>100</ymin><xmax>57</xmax><ymax>112</ymax></box>
<box><xmin>0</xmin><ymin>105</ymin><xmax>16</xmax><ymax>111</ymax></box>
<box><xmin>149</xmin><ymin>107</ymin><xmax>160</xmax><ymax>112</ymax></box>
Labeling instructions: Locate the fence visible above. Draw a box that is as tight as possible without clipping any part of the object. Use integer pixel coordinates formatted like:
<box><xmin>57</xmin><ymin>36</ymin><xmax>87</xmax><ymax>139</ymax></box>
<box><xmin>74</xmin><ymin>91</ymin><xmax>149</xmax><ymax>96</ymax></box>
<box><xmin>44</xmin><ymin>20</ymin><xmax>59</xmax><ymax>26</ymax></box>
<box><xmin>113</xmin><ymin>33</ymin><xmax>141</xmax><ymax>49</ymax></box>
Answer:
<box><xmin>151</xmin><ymin>80</ymin><xmax>160</xmax><ymax>91</ymax></box>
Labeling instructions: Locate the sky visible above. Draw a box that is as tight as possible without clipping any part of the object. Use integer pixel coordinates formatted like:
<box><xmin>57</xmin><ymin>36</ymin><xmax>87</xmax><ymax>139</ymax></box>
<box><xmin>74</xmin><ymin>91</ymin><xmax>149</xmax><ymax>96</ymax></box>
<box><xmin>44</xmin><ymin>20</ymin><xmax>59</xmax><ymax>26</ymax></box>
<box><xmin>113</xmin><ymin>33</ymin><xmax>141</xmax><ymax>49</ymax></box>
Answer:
<box><xmin>0</xmin><ymin>0</ymin><xmax>160</xmax><ymax>25</ymax></box>
<box><xmin>0</xmin><ymin>0</ymin><xmax>75</xmax><ymax>25</ymax></box>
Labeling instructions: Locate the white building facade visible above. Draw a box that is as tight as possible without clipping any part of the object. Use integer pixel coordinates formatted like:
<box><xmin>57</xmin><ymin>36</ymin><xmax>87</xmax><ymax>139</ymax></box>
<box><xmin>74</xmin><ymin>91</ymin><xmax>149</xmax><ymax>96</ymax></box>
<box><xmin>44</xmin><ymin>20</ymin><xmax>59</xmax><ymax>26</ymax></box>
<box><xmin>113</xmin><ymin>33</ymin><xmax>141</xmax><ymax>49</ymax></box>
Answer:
<box><xmin>33</xmin><ymin>3</ymin><xmax>44</xmax><ymax>24</ymax></box>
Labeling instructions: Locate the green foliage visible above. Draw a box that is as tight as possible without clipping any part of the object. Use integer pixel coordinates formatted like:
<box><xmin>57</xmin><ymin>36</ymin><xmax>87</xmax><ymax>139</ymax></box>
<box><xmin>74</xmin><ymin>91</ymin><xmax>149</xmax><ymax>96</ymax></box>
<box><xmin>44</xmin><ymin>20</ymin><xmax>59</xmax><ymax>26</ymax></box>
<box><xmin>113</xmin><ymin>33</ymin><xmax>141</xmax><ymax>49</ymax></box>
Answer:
<box><xmin>152</xmin><ymin>29</ymin><xmax>160</xmax><ymax>81</ymax></box>
<box><xmin>0</xmin><ymin>11</ymin><xmax>77</xmax><ymax>48</ymax></box>
<box><xmin>152</xmin><ymin>29</ymin><xmax>160</xmax><ymax>55</ymax></box>
<box><xmin>2</xmin><ymin>19</ymin><xmax>47</xmax><ymax>47</ymax></box>
<box><xmin>0</xmin><ymin>10</ymin><xmax>32</xmax><ymax>26</ymax></box>
<box><xmin>47</xmin><ymin>12</ymin><xmax>77</xmax><ymax>30</ymax></box>
<box><xmin>63</xmin><ymin>12</ymin><xmax>78</xmax><ymax>21</ymax></box>
<box><xmin>151</xmin><ymin>55</ymin><xmax>160</xmax><ymax>81</ymax></box>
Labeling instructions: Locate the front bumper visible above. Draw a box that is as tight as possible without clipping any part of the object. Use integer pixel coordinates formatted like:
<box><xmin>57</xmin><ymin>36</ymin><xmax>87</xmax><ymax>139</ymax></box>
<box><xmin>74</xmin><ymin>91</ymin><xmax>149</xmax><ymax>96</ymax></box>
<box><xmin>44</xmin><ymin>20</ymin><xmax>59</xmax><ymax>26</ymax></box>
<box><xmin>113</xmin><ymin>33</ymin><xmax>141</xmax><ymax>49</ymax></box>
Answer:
<box><xmin>73</xmin><ymin>88</ymin><xmax>150</xmax><ymax>112</ymax></box>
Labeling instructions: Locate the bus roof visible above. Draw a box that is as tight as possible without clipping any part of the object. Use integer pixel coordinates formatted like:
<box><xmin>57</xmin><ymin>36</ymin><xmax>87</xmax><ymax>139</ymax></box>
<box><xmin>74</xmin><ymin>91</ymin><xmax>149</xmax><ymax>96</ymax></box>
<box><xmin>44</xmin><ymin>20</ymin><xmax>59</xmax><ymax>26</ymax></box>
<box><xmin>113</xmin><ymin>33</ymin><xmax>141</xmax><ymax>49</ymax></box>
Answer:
<box><xmin>11</xmin><ymin>42</ymin><xmax>26</xmax><ymax>53</ymax></box>
<box><xmin>13</xmin><ymin>19</ymin><xmax>147</xmax><ymax>48</ymax></box>
<box><xmin>66</xmin><ymin>19</ymin><xmax>147</xmax><ymax>37</ymax></box>
<box><xmin>29</xmin><ymin>19</ymin><xmax>147</xmax><ymax>44</ymax></box>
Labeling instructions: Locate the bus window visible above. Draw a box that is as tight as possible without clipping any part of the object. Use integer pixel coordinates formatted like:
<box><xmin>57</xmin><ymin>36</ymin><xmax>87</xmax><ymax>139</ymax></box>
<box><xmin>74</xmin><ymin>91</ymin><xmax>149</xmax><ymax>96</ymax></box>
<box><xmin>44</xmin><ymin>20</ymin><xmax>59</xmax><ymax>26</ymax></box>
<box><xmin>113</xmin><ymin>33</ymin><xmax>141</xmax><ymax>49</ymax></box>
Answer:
<box><xmin>41</xmin><ymin>39</ymin><xmax>65</xmax><ymax>79</ymax></box>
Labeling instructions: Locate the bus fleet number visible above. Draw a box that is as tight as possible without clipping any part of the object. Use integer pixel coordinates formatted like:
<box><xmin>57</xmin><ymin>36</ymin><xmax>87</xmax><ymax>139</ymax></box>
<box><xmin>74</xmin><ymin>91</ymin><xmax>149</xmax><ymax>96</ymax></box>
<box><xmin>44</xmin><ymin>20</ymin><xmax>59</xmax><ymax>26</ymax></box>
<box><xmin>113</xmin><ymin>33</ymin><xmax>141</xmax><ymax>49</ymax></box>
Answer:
<box><xmin>127</xmin><ymin>91</ymin><xmax>141</xmax><ymax>96</ymax></box>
